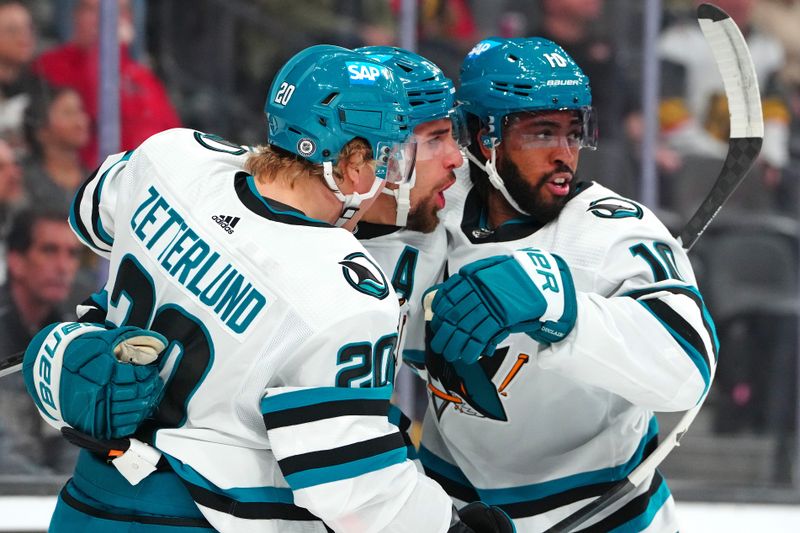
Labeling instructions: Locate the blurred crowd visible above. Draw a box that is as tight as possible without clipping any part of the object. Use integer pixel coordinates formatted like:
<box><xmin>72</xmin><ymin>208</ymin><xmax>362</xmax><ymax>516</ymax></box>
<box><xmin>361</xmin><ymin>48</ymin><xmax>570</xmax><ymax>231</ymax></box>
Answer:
<box><xmin>0</xmin><ymin>0</ymin><xmax>799</xmax><ymax>484</ymax></box>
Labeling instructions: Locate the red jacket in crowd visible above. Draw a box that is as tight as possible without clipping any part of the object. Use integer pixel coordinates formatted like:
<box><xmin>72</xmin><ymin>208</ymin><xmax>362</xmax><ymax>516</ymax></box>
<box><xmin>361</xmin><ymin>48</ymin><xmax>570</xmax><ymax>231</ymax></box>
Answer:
<box><xmin>33</xmin><ymin>43</ymin><xmax>181</xmax><ymax>168</ymax></box>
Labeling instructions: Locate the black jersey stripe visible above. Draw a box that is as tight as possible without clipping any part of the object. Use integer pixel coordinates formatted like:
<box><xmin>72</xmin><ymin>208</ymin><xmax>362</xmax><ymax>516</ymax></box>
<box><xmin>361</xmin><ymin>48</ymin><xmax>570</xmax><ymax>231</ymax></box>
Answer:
<box><xmin>61</xmin><ymin>485</ymin><xmax>214</xmax><ymax>528</ymax></box>
<box><xmin>578</xmin><ymin>471</ymin><xmax>666</xmax><ymax>532</ymax></box>
<box><xmin>263</xmin><ymin>398</ymin><xmax>390</xmax><ymax>430</ymax></box>
<box><xmin>235</xmin><ymin>172</ymin><xmax>334</xmax><ymax>228</ymax></box>
<box><xmin>627</xmin><ymin>285</ymin><xmax>718</xmax><ymax>362</ymax></box>
<box><xmin>70</xmin><ymin>167</ymin><xmax>111</xmax><ymax>253</ymax></box>
<box><xmin>493</xmin><ymin>433</ymin><xmax>659</xmax><ymax>519</ymax></box>
<box><xmin>641</xmin><ymin>298</ymin><xmax>712</xmax><ymax>377</ymax></box>
<box><xmin>423</xmin><ymin>466</ymin><xmax>481</xmax><ymax>503</ymax></box>
<box><xmin>278</xmin><ymin>433</ymin><xmax>406</xmax><ymax>476</ymax></box>
<box><xmin>91</xmin><ymin>150</ymin><xmax>133</xmax><ymax>247</ymax></box>
<box><xmin>183</xmin><ymin>480</ymin><xmax>324</xmax><ymax>522</ymax></box>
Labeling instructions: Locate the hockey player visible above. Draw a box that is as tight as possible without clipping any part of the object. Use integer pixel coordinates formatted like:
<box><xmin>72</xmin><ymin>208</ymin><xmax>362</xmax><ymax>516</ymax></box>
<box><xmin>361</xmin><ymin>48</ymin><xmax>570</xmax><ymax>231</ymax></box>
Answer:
<box><xmin>21</xmin><ymin>45</ymin><xmax>512</xmax><ymax>533</ymax></box>
<box><xmin>421</xmin><ymin>37</ymin><xmax>719</xmax><ymax>531</ymax></box>
<box><xmin>355</xmin><ymin>46</ymin><xmax>465</xmax><ymax>384</ymax></box>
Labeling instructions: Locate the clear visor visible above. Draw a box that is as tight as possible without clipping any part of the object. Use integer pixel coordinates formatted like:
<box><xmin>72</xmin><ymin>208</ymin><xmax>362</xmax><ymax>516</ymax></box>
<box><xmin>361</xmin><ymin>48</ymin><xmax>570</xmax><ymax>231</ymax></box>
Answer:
<box><xmin>501</xmin><ymin>107</ymin><xmax>598</xmax><ymax>151</ymax></box>
<box><xmin>375</xmin><ymin>141</ymin><xmax>417</xmax><ymax>184</ymax></box>
<box><xmin>450</xmin><ymin>106</ymin><xmax>471</xmax><ymax>149</ymax></box>
<box><xmin>408</xmin><ymin>109</ymin><xmax>469</xmax><ymax>163</ymax></box>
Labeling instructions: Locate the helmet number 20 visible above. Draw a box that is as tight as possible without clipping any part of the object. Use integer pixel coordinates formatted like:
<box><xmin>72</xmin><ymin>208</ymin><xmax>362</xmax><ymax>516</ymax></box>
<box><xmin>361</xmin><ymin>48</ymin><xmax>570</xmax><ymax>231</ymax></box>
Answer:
<box><xmin>274</xmin><ymin>82</ymin><xmax>296</xmax><ymax>106</ymax></box>
<box><xmin>543</xmin><ymin>53</ymin><xmax>568</xmax><ymax>68</ymax></box>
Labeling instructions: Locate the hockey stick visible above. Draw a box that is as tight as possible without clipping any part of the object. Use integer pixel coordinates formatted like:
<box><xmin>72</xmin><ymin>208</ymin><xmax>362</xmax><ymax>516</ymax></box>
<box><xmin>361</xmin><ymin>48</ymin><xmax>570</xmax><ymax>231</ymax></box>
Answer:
<box><xmin>0</xmin><ymin>349</ymin><xmax>23</xmax><ymax>379</ymax></box>
<box><xmin>542</xmin><ymin>4</ymin><xmax>763</xmax><ymax>532</ymax></box>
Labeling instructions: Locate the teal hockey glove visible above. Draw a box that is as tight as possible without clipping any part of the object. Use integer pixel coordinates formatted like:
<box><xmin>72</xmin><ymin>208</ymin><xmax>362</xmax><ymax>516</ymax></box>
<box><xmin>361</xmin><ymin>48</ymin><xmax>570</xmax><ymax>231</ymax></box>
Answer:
<box><xmin>429</xmin><ymin>248</ymin><xmax>577</xmax><ymax>364</ymax></box>
<box><xmin>23</xmin><ymin>323</ymin><xmax>167</xmax><ymax>439</ymax></box>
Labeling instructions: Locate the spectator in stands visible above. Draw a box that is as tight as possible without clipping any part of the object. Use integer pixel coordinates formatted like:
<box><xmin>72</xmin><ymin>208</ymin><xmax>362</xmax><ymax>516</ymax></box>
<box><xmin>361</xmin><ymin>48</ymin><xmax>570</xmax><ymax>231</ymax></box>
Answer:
<box><xmin>0</xmin><ymin>0</ymin><xmax>38</xmax><ymax>153</ymax></box>
<box><xmin>0</xmin><ymin>138</ymin><xmax>25</xmax><ymax>283</ymax></box>
<box><xmin>753</xmin><ymin>0</ymin><xmax>800</xmax><ymax>216</ymax></box>
<box><xmin>529</xmin><ymin>0</ymin><xmax>635</xmax><ymax>142</ymax></box>
<box><xmin>658</xmin><ymin>0</ymin><xmax>790</xmax><ymax>212</ymax></box>
<box><xmin>33</xmin><ymin>0</ymin><xmax>180</xmax><ymax>168</ymax></box>
<box><xmin>0</xmin><ymin>208</ymin><xmax>82</xmax><ymax>475</ymax></box>
<box><xmin>22</xmin><ymin>83</ymin><xmax>89</xmax><ymax>212</ymax></box>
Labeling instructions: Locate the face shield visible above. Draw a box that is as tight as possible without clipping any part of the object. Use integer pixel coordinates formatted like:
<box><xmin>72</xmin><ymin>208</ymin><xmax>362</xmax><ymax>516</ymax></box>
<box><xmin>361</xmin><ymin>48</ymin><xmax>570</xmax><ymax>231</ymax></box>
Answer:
<box><xmin>408</xmin><ymin>109</ymin><xmax>469</xmax><ymax>165</ymax></box>
<box><xmin>500</xmin><ymin>107</ymin><xmax>598</xmax><ymax>152</ymax></box>
<box><xmin>375</xmin><ymin>140</ymin><xmax>417</xmax><ymax>184</ymax></box>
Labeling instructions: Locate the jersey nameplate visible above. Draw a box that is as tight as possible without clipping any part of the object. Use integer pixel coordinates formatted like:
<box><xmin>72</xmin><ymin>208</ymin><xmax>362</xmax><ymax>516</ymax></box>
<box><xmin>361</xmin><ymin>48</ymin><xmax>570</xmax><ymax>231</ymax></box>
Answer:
<box><xmin>130</xmin><ymin>186</ymin><xmax>267</xmax><ymax>334</ymax></box>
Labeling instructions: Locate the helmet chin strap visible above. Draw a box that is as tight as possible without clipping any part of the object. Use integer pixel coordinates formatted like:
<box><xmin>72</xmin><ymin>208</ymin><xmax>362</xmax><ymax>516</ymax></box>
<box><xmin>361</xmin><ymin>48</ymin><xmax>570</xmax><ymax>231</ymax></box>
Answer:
<box><xmin>464</xmin><ymin>145</ymin><xmax>531</xmax><ymax>216</ymax></box>
<box><xmin>381</xmin><ymin>168</ymin><xmax>416</xmax><ymax>227</ymax></box>
<box><xmin>323</xmin><ymin>161</ymin><xmax>383</xmax><ymax>227</ymax></box>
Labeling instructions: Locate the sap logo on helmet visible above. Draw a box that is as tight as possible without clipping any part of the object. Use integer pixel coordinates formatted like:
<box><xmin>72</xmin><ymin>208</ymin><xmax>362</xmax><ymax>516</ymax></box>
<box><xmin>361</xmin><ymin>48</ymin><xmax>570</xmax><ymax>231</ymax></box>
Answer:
<box><xmin>467</xmin><ymin>40</ymin><xmax>499</xmax><ymax>58</ymax></box>
<box><xmin>546</xmin><ymin>80</ymin><xmax>581</xmax><ymax>86</ymax></box>
<box><xmin>347</xmin><ymin>62</ymin><xmax>393</xmax><ymax>84</ymax></box>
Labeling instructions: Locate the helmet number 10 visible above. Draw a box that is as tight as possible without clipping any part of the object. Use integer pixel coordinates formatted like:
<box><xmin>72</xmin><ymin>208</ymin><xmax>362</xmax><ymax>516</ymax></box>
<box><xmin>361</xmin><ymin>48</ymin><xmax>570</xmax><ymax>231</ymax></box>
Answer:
<box><xmin>274</xmin><ymin>82</ymin><xmax>296</xmax><ymax>106</ymax></box>
<box><xmin>543</xmin><ymin>53</ymin><xmax>568</xmax><ymax>68</ymax></box>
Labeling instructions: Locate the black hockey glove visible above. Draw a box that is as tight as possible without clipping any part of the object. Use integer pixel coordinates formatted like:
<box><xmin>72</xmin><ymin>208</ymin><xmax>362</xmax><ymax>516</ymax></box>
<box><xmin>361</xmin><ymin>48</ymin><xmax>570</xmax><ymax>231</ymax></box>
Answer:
<box><xmin>448</xmin><ymin>502</ymin><xmax>516</xmax><ymax>533</ymax></box>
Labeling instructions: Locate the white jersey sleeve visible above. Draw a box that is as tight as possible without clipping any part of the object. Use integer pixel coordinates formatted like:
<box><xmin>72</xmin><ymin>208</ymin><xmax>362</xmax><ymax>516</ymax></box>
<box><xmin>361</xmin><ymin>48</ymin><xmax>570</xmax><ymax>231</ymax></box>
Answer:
<box><xmin>262</xmin><ymin>309</ymin><xmax>452</xmax><ymax>533</ymax></box>
<box><xmin>536</xmin><ymin>189</ymin><xmax>719</xmax><ymax>411</ymax></box>
<box><xmin>69</xmin><ymin>150</ymin><xmax>131</xmax><ymax>258</ymax></box>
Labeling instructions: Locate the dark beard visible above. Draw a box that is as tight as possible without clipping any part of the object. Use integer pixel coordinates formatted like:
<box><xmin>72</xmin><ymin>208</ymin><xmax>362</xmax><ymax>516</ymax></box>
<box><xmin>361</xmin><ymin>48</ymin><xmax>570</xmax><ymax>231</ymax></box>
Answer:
<box><xmin>406</xmin><ymin>198</ymin><xmax>439</xmax><ymax>233</ymax></box>
<box><xmin>496</xmin><ymin>156</ymin><xmax>572</xmax><ymax>225</ymax></box>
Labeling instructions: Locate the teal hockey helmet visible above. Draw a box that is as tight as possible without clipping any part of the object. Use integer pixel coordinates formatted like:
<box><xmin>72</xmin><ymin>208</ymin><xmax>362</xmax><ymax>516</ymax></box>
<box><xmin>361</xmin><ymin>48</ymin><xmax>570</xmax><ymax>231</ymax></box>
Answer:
<box><xmin>457</xmin><ymin>37</ymin><xmax>597</xmax><ymax>149</ymax></box>
<box><xmin>355</xmin><ymin>46</ymin><xmax>466</xmax><ymax>226</ymax></box>
<box><xmin>356</xmin><ymin>46</ymin><xmax>456</xmax><ymax>127</ymax></box>
<box><xmin>265</xmin><ymin>44</ymin><xmax>416</xmax><ymax>184</ymax></box>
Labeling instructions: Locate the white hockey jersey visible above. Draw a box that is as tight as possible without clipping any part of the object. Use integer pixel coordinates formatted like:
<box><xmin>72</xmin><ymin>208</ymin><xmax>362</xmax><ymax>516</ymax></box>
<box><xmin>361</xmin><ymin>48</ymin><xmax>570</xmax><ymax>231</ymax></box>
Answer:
<box><xmin>68</xmin><ymin>128</ymin><xmax>454</xmax><ymax>533</ymax></box>
<box><xmin>355</xmin><ymin>222</ymin><xmax>448</xmax><ymax>375</ymax></box>
<box><xmin>418</xmin><ymin>173</ymin><xmax>718</xmax><ymax>532</ymax></box>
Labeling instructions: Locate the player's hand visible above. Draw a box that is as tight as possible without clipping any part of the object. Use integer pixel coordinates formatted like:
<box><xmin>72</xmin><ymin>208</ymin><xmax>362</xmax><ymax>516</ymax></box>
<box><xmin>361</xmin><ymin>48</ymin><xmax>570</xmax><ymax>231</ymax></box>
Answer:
<box><xmin>24</xmin><ymin>324</ymin><xmax>167</xmax><ymax>439</ymax></box>
<box><xmin>448</xmin><ymin>502</ymin><xmax>516</xmax><ymax>532</ymax></box>
<box><xmin>428</xmin><ymin>249</ymin><xmax>577</xmax><ymax>364</ymax></box>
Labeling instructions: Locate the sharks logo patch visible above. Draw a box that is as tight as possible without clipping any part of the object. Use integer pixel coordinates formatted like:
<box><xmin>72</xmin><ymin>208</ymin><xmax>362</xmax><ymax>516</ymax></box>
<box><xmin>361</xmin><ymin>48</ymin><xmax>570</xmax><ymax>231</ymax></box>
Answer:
<box><xmin>426</xmin><ymin>346</ymin><xmax>530</xmax><ymax>422</ymax></box>
<box><xmin>193</xmin><ymin>132</ymin><xmax>248</xmax><ymax>156</ymax></box>
<box><xmin>587</xmin><ymin>197</ymin><xmax>643</xmax><ymax>219</ymax></box>
<box><xmin>340</xmin><ymin>252</ymin><xmax>390</xmax><ymax>300</ymax></box>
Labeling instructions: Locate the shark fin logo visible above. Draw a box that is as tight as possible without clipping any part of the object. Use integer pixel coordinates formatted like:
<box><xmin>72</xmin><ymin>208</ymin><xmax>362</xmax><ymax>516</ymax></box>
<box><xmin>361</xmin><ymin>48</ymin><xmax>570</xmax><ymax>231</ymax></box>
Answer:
<box><xmin>193</xmin><ymin>132</ymin><xmax>247</xmax><ymax>156</ymax></box>
<box><xmin>588</xmin><ymin>197</ymin><xmax>643</xmax><ymax>220</ymax></box>
<box><xmin>340</xmin><ymin>252</ymin><xmax>390</xmax><ymax>300</ymax></box>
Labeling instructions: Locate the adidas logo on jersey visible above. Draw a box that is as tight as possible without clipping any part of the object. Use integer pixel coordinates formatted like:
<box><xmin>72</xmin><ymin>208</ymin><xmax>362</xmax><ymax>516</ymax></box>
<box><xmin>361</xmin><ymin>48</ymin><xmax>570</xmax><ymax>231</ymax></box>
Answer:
<box><xmin>212</xmin><ymin>215</ymin><xmax>240</xmax><ymax>234</ymax></box>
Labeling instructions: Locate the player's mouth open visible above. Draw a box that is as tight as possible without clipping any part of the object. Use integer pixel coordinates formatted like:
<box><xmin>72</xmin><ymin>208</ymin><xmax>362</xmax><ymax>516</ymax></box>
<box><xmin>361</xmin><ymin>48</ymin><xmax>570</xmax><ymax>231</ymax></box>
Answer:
<box><xmin>547</xmin><ymin>174</ymin><xmax>571</xmax><ymax>196</ymax></box>
<box><xmin>437</xmin><ymin>176</ymin><xmax>456</xmax><ymax>208</ymax></box>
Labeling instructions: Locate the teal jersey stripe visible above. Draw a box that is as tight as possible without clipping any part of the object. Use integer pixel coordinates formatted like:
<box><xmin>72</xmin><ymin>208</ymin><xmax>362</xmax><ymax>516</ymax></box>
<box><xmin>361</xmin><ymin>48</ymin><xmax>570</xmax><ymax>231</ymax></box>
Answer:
<box><xmin>165</xmin><ymin>456</ymin><xmax>294</xmax><ymax>504</ymax></box>
<box><xmin>245</xmin><ymin>175</ymin><xmax>327</xmax><ymax>224</ymax></box>
<box><xmin>418</xmin><ymin>445</ymin><xmax>474</xmax><ymax>488</ymax></box>
<box><xmin>284</xmin><ymin>447</ymin><xmax>408</xmax><ymax>490</ymax></box>
<box><xmin>624</xmin><ymin>284</ymin><xmax>719</xmax><ymax>360</ymax></box>
<box><xmin>261</xmin><ymin>385</ymin><xmax>393</xmax><ymax>414</ymax></box>
<box><xmin>477</xmin><ymin>417</ymin><xmax>659</xmax><ymax>505</ymax></box>
<box><xmin>639</xmin><ymin>302</ymin><xmax>712</xmax><ymax>397</ymax></box>
<box><xmin>608</xmin><ymin>476</ymin><xmax>671</xmax><ymax>533</ymax></box>
<box><xmin>387</xmin><ymin>404</ymin><xmax>403</xmax><ymax>427</ymax></box>
<box><xmin>94</xmin><ymin>150</ymin><xmax>134</xmax><ymax>246</ymax></box>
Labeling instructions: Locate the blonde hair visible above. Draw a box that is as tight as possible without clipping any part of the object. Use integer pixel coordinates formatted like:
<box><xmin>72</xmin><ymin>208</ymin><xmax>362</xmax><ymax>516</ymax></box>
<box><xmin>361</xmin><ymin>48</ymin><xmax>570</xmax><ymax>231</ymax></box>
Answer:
<box><xmin>246</xmin><ymin>138</ymin><xmax>373</xmax><ymax>188</ymax></box>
